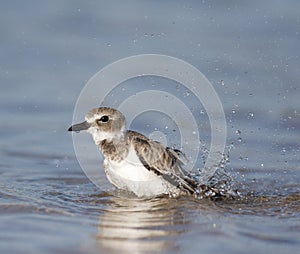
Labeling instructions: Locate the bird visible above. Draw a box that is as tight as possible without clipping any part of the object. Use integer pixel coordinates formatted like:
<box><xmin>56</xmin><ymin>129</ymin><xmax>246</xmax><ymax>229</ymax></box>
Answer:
<box><xmin>68</xmin><ymin>107</ymin><xmax>200</xmax><ymax>198</ymax></box>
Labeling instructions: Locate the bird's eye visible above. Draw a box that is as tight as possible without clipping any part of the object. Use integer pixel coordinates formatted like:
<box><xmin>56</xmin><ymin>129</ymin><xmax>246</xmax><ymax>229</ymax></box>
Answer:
<box><xmin>98</xmin><ymin>115</ymin><xmax>109</xmax><ymax>123</ymax></box>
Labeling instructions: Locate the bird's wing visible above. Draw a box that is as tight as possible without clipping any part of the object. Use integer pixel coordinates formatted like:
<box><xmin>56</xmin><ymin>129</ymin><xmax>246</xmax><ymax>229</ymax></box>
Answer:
<box><xmin>128</xmin><ymin>131</ymin><xmax>198</xmax><ymax>194</ymax></box>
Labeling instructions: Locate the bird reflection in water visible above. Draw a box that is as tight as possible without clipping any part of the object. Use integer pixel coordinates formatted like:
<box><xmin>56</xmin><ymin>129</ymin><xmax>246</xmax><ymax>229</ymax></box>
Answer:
<box><xmin>96</xmin><ymin>193</ymin><xmax>191</xmax><ymax>253</ymax></box>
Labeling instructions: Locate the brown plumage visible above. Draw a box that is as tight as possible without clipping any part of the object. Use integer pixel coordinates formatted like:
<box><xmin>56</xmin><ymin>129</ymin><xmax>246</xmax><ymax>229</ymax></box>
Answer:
<box><xmin>100</xmin><ymin>129</ymin><xmax>199</xmax><ymax>194</ymax></box>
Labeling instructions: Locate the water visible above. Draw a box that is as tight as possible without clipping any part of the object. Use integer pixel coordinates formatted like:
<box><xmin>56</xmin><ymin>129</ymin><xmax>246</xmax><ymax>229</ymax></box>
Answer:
<box><xmin>1</xmin><ymin>1</ymin><xmax>300</xmax><ymax>253</ymax></box>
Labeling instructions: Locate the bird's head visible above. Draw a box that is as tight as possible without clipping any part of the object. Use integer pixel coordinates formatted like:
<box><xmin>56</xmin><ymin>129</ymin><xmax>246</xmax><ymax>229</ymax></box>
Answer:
<box><xmin>68</xmin><ymin>107</ymin><xmax>126</xmax><ymax>143</ymax></box>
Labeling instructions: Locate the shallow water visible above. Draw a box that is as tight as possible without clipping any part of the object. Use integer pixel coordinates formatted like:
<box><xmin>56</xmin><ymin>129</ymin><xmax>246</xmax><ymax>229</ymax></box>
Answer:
<box><xmin>1</xmin><ymin>167</ymin><xmax>299</xmax><ymax>254</ymax></box>
<box><xmin>1</xmin><ymin>1</ymin><xmax>300</xmax><ymax>254</ymax></box>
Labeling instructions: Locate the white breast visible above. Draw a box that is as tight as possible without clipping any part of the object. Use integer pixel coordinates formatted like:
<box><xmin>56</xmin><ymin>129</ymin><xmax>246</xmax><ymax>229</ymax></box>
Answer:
<box><xmin>103</xmin><ymin>146</ymin><xmax>178</xmax><ymax>197</ymax></box>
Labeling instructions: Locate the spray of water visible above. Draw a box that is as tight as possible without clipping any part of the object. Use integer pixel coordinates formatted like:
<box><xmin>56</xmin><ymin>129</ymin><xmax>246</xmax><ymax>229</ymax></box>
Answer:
<box><xmin>186</xmin><ymin>144</ymin><xmax>241</xmax><ymax>199</ymax></box>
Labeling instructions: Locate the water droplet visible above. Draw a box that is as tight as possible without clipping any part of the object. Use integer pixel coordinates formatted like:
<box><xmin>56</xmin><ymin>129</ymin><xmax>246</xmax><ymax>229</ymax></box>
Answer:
<box><xmin>184</xmin><ymin>91</ymin><xmax>190</xmax><ymax>97</ymax></box>
<box><xmin>235</xmin><ymin>130</ymin><xmax>241</xmax><ymax>135</ymax></box>
<box><xmin>248</xmin><ymin>112</ymin><xmax>254</xmax><ymax>118</ymax></box>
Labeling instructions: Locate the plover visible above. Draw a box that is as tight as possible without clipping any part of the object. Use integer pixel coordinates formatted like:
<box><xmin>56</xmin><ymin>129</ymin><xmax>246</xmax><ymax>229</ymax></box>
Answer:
<box><xmin>68</xmin><ymin>107</ymin><xmax>199</xmax><ymax>198</ymax></box>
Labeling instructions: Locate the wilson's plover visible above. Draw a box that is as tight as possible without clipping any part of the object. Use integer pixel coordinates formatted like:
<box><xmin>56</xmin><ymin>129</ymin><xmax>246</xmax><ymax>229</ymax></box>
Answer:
<box><xmin>68</xmin><ymin>107</ymin><xmax>199</xmax><ymax>198</ymax></box>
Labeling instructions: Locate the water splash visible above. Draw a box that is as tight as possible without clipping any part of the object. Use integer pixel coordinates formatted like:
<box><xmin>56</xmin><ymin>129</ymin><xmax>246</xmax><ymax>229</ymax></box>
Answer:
<box><xmin>189</xmin><ymin>144</ymin><xmax>240</xmax><ymax>199</ymax></box>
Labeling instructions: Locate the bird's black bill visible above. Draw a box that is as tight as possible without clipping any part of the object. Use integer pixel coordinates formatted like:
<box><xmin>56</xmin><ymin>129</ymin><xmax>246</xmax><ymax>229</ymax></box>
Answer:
<box><xmin>68</xmin><ymin>121</ymin><xmax>91</xmax><ymax>132</ymax></box>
